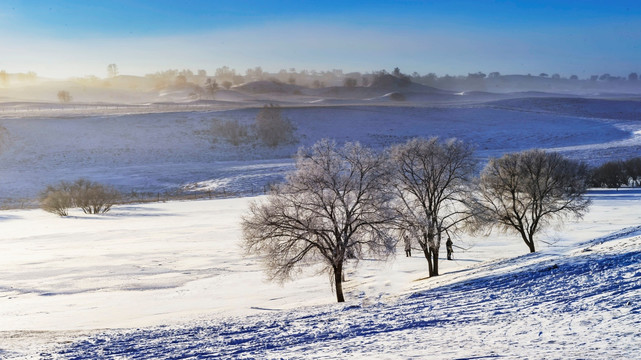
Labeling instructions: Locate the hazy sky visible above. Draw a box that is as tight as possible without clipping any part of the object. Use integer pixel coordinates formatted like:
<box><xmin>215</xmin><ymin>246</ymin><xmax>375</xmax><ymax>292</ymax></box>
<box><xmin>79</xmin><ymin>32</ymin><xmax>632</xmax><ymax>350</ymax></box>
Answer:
<box><xmin>1</xmin><ymin>0</ymin><xmax>640</xmax><ymax>78</ymax></box>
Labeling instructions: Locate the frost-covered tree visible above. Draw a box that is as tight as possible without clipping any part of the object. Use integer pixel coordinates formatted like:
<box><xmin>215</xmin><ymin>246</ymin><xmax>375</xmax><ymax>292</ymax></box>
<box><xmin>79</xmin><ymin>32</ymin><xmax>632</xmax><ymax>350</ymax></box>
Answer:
<box><xmin>242</xmin><ymin>140</ymin><xmax>396</xmax><ymax>302</ymax></box>
<box><xmin>473</xmin><ymin>150</ymin><xmax>590</xmax><ymax>253</ymax></box>
<box><xmin>389</xmin><ymin>137</ymin><xmax>476</xmax><ymax>277</ymax></box>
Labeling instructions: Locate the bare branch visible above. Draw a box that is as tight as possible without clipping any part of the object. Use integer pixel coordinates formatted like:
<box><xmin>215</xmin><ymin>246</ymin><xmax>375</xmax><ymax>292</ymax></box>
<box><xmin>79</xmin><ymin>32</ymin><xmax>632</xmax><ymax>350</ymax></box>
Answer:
<box><xmin>242</xmin><ymin>139</ymin><xmax>395</xmax><ymax>302</ymax></box>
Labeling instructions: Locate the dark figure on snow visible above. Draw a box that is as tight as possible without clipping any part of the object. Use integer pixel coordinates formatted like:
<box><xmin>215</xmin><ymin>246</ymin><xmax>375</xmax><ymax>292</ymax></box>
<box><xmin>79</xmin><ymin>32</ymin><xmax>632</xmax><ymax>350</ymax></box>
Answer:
<box><xmin>446</xmin><ymin>237</ymin><xmax>453</xmax><ymax>260</ymax></box>
<box><xmin>404</xmin><ymin>235</ymin><xmax>412</xmax><ymax>257</ymax></box>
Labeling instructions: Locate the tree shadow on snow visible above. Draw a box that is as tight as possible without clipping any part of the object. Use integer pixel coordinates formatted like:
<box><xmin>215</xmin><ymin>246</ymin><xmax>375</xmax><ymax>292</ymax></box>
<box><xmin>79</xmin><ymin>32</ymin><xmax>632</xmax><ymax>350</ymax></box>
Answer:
<box><xmin>56</xmin><ymin>247</ymin><xmax>641</xmax><ymax>359</ymax></box>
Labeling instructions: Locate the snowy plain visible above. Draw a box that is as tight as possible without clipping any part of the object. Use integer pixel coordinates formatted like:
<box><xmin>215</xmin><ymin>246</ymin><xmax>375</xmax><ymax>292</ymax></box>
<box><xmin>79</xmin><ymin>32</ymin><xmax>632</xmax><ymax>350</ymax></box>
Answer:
<box><xmin>0</xmin><ymin>93</ymin><xmax>640</xmax><ymax>358</ymax></box>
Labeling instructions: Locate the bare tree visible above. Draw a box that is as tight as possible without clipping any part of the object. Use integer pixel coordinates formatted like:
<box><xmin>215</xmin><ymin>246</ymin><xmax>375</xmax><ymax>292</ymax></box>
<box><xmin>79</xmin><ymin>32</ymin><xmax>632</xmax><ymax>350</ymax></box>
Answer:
<box><xmin>473</xmin><ymin>150</ymin><xmax>590</xmax><ymax>253</ymax></box>
<box><xmin>389</xmin><ymin>137</ymin><xmax>476</xmax><ymax>277</ymax></box>
<box><xmin>57</xmin><ymin>90</ymin><xmax>72</xmax><ymax>103</ymax></box>
<box><xmin>590</xmin><ymin>160</ymin><xmax>627</xmax><ymax>188</ymax></box>
<box><xmin>343</xmin><ymin>77</ymin><xmax>357</xmax><ymax>88</ymax></box>
<box><xmin>107</xmin><ymin>63</ymin><xmax>119</xmax><ymax>78</ymax></box>
<box><xmin>205</xmin><ymin>78</ymin><xmax>219</xmax><ymax>96</ymax></box>
<box><xmin>242</xmin><ymin>140</ymin><xmax>396</xmax><ymax>302</ymax></box>
<box><xmin>624</xmin><ymin>157</ymin><xmax>641</xmax><ymax>186</ymax></box>
<box><xmin>255</xmin><ymin>104</ymin><xmax>295</xmax><ymax>147</ymax></box>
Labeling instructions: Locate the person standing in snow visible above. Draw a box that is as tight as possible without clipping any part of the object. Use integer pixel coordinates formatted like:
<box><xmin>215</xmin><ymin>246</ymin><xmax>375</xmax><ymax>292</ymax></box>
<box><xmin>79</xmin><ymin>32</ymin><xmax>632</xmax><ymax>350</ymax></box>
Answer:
<box><xmin>404</xmin><ymin>235</ymin><xmax>412</xmax><ymax>257</ymax></box>
<box><xmin>446</xmin><ymin>237</ymin><xmax>453</xmax><ymax>260</ymax></box>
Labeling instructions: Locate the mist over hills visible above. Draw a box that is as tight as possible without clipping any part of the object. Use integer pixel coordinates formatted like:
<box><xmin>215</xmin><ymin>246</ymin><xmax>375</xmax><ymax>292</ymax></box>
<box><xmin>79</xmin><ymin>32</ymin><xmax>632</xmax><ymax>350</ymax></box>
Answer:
<box><xmin>2</xmin><ymin>67</ymin><xmax>641</xmax><ymax>105</ymax></box>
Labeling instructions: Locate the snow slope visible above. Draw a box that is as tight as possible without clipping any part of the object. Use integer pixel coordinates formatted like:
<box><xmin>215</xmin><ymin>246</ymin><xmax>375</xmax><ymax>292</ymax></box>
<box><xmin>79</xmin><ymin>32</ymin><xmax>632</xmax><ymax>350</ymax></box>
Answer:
<box><xmin>57</xmin><ymin>234</ymin><xmax>641</xmax><ymax>359</ymax></box>
<box><xmin>1</xmin><ymin>100</ymin><xmax>638</xmax><ymax>207</ymax></box>
<box><xmin>1</xmin><ymin>97</ymin><xmax>640</xmax><ymax>358</ymax></box>
<box><xmin>0</xmin><ymin>190</ymin><xmax>639</xmax><ymax>358</ymax></box>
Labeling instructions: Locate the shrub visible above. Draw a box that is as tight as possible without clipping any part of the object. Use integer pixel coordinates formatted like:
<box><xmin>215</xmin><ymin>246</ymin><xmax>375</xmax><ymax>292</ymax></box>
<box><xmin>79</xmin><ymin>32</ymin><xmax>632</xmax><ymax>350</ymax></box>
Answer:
<box><xmin>71</xmin><ymin>179</ymin><xmax>120</xmax><ymax>214</ymax></box>
<box><xmin>40</xmin><ymin>183</ymin><xmax>73</xmax><ymax>216</ymax></box>
<box><xmin>212</xmin><ymin>119</ymin><xmax>249</xmax><ymax>146</ymax></box>
<box><xmin>255</xmin><ymin>104</ymin><xmax>295</xmax><ymax>147</ymax></box>
<box><xmin>40</xmin><ymin>179</ymin><xmax>120</xmax><ymax>216</ymax></box>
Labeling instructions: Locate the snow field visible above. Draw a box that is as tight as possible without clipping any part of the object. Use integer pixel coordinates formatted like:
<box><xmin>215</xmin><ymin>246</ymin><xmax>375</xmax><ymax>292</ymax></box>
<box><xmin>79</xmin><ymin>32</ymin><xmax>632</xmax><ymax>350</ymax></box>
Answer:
<box><xmin>1</xmin><ymin>97</ymin><xmax>641</xmax><ymax>358</ymax></box>
<box><xmin>0</xmin><ymin>190</ymin><xmax>640</xmax><ymax>358</ymax></box>
<box><xmin>1</xmin><ymin>101</ymin><xmax>637</xmax><ymax>207</ymax></box>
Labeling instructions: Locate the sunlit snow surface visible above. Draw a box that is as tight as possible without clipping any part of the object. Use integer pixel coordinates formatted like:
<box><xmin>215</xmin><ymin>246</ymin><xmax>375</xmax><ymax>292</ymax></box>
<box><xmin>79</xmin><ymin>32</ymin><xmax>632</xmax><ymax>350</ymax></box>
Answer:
<box><xmin>0</xmin><ymin>190</ymin><xmax>639</xmax><ymax>359</ymax></box>
<box><xmin>0</xmin><ymin>98</ymin><xmax>640</xmax><ymax>358</ymax></box>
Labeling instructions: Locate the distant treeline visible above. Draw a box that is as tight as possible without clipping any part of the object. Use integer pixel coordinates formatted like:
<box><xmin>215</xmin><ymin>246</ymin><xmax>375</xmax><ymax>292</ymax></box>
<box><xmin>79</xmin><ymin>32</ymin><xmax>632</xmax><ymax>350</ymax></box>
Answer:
<box><xmin>589</xmin><ymin>157</ymin><xmax>641</xmax><ymax>188</ymax></box>
<box><xmin>143</xmin><ymin>67</ymin><xmax>641</xmax><ymax>93</ymax></box>
<box><xmin>4</xmin><ymin>65</ymin><xmax>641</xmax><ymax>94</ymax></box>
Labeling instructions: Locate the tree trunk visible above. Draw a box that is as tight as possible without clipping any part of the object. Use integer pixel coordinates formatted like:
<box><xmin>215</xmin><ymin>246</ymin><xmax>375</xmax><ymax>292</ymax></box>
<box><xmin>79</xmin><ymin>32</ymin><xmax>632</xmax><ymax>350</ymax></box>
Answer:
<box><xmin>520</xmin><ymin>231</ymin><xmax>536</xmax><ymax>253</ymax></box>
<box><xmin>527</xmin><ymin>240</ymin><xmax>536</xmax><ymax>253</ymax></box>
<box><xmin>426</xmin><ymin>228</ymin><xmax>439</xmax><ymax>277</ymax></box>
<box><xmin>334</xmin><ymin>265</ymin><xmax>345</xmax><ymax>302</ymax></box>
<box><xmin>431</xmin><ymin>247</ymin><xmax>439</xmax><ymax>276</ymax></box>
<box><xmin>432</xmin><ymin>228</ymin><xmax>441</xmax><ymax>276</ymax></box>
<box><xmin>422</xmin><ymin>247</ymin><xmax>433</xmax><ymax>276</ymax></box>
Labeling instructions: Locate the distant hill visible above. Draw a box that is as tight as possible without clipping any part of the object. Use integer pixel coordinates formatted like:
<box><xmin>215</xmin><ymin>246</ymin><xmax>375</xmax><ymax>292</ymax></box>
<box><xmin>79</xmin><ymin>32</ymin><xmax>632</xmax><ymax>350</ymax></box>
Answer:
<box><xmin>234</xmin><ymin>81</ymin><xmax>307</xmax><ymax>94</ymax></box>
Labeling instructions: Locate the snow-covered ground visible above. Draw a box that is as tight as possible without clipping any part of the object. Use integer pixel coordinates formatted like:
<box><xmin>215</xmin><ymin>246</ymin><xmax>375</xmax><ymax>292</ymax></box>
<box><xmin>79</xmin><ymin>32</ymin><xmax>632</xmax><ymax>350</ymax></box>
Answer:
<box><xmin>1</xmin><ymin>98</ymin><xmax>640</xmax><ymax>207</ymax></box>
<box><xmin>0</xmin><ymin>189</ymin><xmax>639</xmax><ymax>358</ymax></box>
<box><xmin>1</xmin><ymin>96</ymin><xmax>640</xmax><ymax>358</ymax></box>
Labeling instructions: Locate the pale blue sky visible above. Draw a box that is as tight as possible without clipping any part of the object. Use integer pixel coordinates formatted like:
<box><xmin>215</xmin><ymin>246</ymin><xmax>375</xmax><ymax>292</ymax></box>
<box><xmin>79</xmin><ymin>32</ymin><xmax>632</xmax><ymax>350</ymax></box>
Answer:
<box><xmin>1</xmin><ymin>1</ymin><xmax>639</xmax><ymax>78</ymax></box>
